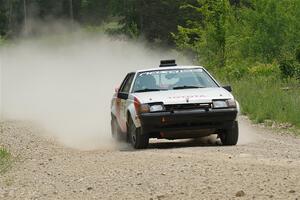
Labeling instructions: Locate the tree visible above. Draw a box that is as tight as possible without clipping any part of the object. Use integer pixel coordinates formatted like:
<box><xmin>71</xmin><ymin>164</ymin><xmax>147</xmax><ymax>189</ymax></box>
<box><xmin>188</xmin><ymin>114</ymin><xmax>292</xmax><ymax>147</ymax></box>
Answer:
<box><xmin>174</xmin><ymin>0</ymin><xmax>231</xmax><ymax>67</ymax></box>
<box><xmin>174</xmin><ymin>0</ymin><xmax>300</xmax><ymax>67</ymax></box>
<box><xmin>111</xmin><ymin>0</ymin><xmax>197</xmax><ymax>45</ymax></box>
<box><xmin>0</xmin><ymin>0</ymin><xmax>9</xmax><ymax>36</ymax></box>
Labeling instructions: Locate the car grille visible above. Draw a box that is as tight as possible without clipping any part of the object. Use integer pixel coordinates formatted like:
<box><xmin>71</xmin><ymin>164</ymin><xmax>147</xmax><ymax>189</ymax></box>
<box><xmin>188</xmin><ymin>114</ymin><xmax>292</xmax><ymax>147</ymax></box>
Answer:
<box><xmin>165</xmin><ymin>103</ymin><xmax>211</xmax><ymax>111</ymax></box>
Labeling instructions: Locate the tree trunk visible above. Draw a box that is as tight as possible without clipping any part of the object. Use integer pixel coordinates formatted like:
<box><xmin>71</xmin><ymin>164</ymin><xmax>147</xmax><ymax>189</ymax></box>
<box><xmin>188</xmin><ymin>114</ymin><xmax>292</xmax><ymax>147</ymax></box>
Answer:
<box><xmin>70</xmin><ymin>0</ymin><xmax>74</xmax><ymax>24</ymax></box>
<box><xmin>23</xmin><ymin>0</ymin><xmax>28</xmax><ymax>35</ymax></box>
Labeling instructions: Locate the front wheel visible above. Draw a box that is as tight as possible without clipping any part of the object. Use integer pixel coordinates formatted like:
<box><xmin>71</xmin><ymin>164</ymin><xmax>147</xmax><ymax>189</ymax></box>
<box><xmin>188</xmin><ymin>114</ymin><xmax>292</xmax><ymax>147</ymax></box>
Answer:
<box><xmin>128</xmin><ymin>117</ymin><xmax>149</xmax><ymax>149</ymax></box>
<box><xmin>219</xmin><ymin>121</ymin><xmax>239</xmax><ymax>146</ymax></box>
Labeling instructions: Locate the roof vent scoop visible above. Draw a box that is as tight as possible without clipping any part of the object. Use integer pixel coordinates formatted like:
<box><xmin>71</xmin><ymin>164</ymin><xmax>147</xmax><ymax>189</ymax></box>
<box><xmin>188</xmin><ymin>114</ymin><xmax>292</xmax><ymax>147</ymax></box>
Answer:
<box><xmin>159</xmin><ymin>59</ymin><xmax>177</xmax><ymax>67</ymax></box>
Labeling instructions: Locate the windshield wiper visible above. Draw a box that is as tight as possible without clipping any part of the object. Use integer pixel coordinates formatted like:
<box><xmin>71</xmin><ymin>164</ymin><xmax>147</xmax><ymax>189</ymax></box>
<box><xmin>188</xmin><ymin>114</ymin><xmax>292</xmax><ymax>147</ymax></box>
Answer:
<box><xmin>173</xmin><ymin>85</ymin><xmax>204</xmax><ymax>90</ymax></box>
<box><xmin>134</xmin><ymin>88</ymin><xmax>162</xmax><ymax>93</ymax></box>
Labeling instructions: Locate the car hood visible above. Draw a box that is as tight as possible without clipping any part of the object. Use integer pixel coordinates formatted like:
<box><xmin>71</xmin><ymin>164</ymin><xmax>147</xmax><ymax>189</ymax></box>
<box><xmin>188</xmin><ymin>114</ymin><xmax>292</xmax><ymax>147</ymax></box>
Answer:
<box><xmin>133</xmin><ymin>87</ymin><xmax>234</xmax><ymax>104</ymax></box>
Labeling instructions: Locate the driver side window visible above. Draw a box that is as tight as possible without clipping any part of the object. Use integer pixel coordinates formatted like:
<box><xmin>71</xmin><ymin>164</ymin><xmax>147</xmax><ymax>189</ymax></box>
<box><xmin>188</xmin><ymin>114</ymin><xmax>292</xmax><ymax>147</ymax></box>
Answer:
<box><xmin>120</xmin><ymin>73</ymin><xmax>135</xmax><ymax>93</ymax></box>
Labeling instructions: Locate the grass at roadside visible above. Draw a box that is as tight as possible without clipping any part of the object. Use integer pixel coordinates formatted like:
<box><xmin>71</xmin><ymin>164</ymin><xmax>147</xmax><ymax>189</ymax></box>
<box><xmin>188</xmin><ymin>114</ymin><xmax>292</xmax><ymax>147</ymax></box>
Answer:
<box><xmin>0</xmin><ymin>147</ymin><xmax>12</xmax><ymax>174</ymax></box>
<box><xmin>230</xmin><ymin>76</ymin><xmax>300</xmax><ymax>129</ymax></box>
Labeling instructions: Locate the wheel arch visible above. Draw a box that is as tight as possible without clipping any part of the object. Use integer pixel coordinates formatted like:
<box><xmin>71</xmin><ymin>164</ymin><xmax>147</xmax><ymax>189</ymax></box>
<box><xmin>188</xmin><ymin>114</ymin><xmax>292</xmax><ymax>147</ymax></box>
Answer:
<box><xmin>126</xmin><ymin>103</ymin><xmax>141</xmax><ymax>128</ymax></box>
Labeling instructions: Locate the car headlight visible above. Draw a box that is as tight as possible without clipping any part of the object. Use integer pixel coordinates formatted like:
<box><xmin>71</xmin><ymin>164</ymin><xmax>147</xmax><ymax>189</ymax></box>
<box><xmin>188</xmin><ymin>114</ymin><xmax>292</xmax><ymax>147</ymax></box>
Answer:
<box><xmin>213</xmin><ymin>99</ymin><xmax>236</xmax><ymax>109</ymax></box>
<box><xmin>138</xmin><ymin>103</ymin><xmax>165</xmax><ymax>113</ymax></box>
<box><xmin>213</xmin><ymin>100</ymin><xmax>228</xmax><ymax>108</ymax></box>
<box><xmin>150</xmin><ymin>104</ymin><xmax>165</xmax><ymax>112</ymax></box>
<box><xmin>226</xmin><ymin>99</ymin><xmax>237</xmax><ymax>108</ymax></box>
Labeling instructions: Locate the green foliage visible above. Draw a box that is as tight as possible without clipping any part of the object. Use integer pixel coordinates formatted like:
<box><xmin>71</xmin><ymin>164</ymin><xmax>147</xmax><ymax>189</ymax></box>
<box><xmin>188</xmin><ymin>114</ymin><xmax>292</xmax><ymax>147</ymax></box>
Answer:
<box><xmin>248</xmin><ymin>63</ymin><xmax>280</xmax><ymax>77</ymax></box>
<box><xmin>0</xmin><ymin>0</ymin><xmax>9</xmax><ymax>36</ymax></box>
<box><xmin>174</xmin><ymin>0</ymin><xmax>300</xmax><ymax>69</ymax></box>
<box><xmin>174</xmin><ymin>0</ymin><xmax>230</xmax><ymax>67</ymax></box>
<box><xmin>296</xmin><ymin>47</ymin><xmax>300</xmax><ymax>63</ymax></box>
<box><xmin>218</xmin><ymin>65</ymin><xmax>248</xmax><ymax>80</ymax></box>
<box><xmin>0</xmin><ymin>36</ymin><xmax>5</xmax><ymax>45</ymax></box>
<box><xmin>217</xmin><ymin>60</ymin><xmax>300</xmax><ymax>129</ymax></box>
<box><xmin>111</xmin><ymin>0</ymin><xmax>196</xmax><ymax>44</ymax></box>
<box><xmin>279</xmin><ymin>48</ymin><xmax>300</xmax><ymax>79</ymax></box>
<box><xmin>84</xmin><ymin>21</ymin><xmax>121</xmax><ymax>35</ymax></box>
<box><xmin>78</xmin><ymin>0</ymin><xmax>111</xmax><ymax>25</ymax></box>
<box><xmin>217</xmin><ymin>62</ymin><xmax>280</xmax><ymax>81</ymax></box>
<box><xmin>231</xmin><ymin>76</ymin><xmax>300</xmax><ymax>128</ymax></box>
<box><xmin>0</xmin><ymin>147</ymin><xmax>11</xmax><ymax>174</ymax></box>
<box><xmin>279</xmin><ymin>59</ymin><xmax>300</xmax><ymax>79</ymax></box>
<box><xmin>231</xmin><ymin>0</ymin><xmax>287</xmax><ymax>62</ymax></box>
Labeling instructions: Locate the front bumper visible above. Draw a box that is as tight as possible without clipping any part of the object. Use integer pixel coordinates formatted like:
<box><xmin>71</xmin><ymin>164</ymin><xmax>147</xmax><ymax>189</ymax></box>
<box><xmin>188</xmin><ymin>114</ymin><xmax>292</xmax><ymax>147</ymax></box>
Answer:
<box><xmin>139</xmin><ymin>108</ymin><xmax>238</xmax><ymax>139</ymax></box>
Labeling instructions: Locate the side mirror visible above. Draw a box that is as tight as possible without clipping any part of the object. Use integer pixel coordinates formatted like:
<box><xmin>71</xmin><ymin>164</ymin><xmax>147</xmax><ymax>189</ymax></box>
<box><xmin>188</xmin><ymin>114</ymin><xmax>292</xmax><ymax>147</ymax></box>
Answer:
<box><xmin>223</xmin><ymin>85</ymin><xmax>232</xmax><ymax>92</ymax></box>
<box><xmin>117</xmin><ymin>92</ymin><xmax>129</xmax><ymax>100</ymax></box>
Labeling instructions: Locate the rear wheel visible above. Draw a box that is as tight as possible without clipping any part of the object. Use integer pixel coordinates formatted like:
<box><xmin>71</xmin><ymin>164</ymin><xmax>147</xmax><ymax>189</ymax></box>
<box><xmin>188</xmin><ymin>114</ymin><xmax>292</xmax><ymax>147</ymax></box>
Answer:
<box><xmin>220</xmin><ymin>121</ymin><xmax>239</xmax><ymax>146</ymax></box>
<box><xmin>128</xmin><ymin>117</ymin><xmax>149</xmax><ymax>149</ymax></box>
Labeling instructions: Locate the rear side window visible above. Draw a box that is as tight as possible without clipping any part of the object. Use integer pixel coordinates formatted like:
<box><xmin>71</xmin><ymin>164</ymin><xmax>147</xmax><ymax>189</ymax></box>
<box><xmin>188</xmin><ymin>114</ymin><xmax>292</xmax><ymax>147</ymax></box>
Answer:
<box><xmin>120</xmin><ymin>73</ymin><xmax>135</xmax><ymax>93</ymax></box>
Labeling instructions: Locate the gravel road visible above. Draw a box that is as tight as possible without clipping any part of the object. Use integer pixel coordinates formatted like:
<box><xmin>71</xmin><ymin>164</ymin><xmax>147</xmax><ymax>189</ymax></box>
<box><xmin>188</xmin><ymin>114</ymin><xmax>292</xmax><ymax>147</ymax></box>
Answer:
<box><xmin>0</xmin><ymin>116</ymin><xmax>300</xmax><ymax>200</ymax></box>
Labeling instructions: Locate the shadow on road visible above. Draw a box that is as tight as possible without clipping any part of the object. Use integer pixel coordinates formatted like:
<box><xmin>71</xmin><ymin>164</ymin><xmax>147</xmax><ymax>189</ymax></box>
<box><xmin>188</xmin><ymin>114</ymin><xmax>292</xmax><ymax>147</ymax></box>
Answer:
<box><xmin>148</xmin><ymin>137</ymin><xmax>222</xmax><ymax>149</ymax></box>
<box><xmin>118</xmin><ymin>136</ymin><xmax>222</xmax><ymax>151</ymax></box>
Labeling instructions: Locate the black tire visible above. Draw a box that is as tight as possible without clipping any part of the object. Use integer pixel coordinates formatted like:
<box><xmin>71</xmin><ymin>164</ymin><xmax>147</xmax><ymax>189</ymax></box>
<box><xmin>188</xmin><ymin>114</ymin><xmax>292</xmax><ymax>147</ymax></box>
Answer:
<box><xmin>220</xmin><ymin>121</ymin><xmax>239</xmax><ymax>146</ymax></box>
<box><xmin>128</xmin><ymin>117</ymin><xmax>149</xmax><ymax>149</ymax></box>
<box><xmin>111</xmin><ymin>116</ymin><xmax>124</xmax><ymax>141</ymax></box>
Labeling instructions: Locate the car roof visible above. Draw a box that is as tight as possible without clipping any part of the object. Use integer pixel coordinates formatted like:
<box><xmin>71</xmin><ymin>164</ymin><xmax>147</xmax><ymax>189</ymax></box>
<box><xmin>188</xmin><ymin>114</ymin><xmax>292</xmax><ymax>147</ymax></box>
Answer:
<box><xmin>135</xmin><ymin>65</ymin><xmax>204</xmax><ymax>73</ymax></box>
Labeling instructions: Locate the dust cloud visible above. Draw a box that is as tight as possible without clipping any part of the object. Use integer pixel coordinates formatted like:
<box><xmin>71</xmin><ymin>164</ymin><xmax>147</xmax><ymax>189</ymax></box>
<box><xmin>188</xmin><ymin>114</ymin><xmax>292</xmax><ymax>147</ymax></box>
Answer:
<box><xmin>0</xmin><ymin>32</ymin><xmax>189</xmax><ymax>150</ymax></box>
<box><xmin>237</xmin><ymin>116</ymin><xmax>259</xmax><ymax>145</ymax></box>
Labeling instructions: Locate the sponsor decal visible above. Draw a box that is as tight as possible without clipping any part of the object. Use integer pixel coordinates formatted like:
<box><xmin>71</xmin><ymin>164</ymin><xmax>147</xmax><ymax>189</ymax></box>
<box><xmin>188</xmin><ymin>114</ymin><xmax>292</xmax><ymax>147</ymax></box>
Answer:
<box><xmin>168</xmin><ymin>95</ymin><xmax>206</xmax><ymax>99</ymax></box>
<box><xmin>138</xmin><ymin>68</ymin><xmax>203</xmax><ymax>76</ymax></box>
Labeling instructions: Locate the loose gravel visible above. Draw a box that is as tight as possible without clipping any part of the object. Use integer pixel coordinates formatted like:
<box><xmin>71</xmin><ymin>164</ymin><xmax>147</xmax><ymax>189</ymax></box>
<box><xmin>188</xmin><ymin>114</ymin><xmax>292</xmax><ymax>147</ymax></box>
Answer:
<box><xmin>0</xmin><ymin>117</ymin><xmax>300</xmax><ymax>200</ymax></box>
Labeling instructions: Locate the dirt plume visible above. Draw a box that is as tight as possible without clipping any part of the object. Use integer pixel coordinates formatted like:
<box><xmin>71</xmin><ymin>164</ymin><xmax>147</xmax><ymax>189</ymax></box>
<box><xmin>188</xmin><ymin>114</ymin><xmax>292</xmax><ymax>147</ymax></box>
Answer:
<box><xmin>237</xmin><ymin>116</ymin><xmax>259</xmax><ymax>145</ymax></box>
<box><xmin>0</xmin><ymin>32</ymin><xmax>188</xmax><ymax>150</ymax></box>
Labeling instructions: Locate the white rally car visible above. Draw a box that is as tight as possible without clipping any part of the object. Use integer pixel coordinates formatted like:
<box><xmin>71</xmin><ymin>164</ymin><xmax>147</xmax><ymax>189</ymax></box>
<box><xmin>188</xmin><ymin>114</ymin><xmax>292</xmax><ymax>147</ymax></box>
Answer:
<box><xmin>111</xmin><ymin>60</ymin><xmax>239</xmax><ymax>149</ymax></box>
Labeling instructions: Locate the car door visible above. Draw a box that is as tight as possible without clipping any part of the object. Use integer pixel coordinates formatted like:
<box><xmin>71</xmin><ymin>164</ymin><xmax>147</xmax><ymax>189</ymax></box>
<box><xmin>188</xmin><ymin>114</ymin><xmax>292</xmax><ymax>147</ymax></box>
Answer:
<box><xmin>117</xmin><ymin>73</ymin><xmax>135</xmax><ymax>132</ymax></box>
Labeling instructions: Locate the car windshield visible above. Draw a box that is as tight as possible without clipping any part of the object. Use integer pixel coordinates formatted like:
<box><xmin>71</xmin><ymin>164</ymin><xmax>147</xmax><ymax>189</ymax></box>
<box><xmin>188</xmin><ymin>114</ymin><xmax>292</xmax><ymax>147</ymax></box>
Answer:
<box><xmin>132</xmin><ymin>68</ymin><xmax>218</xmax><ymax>93</ymax></box>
